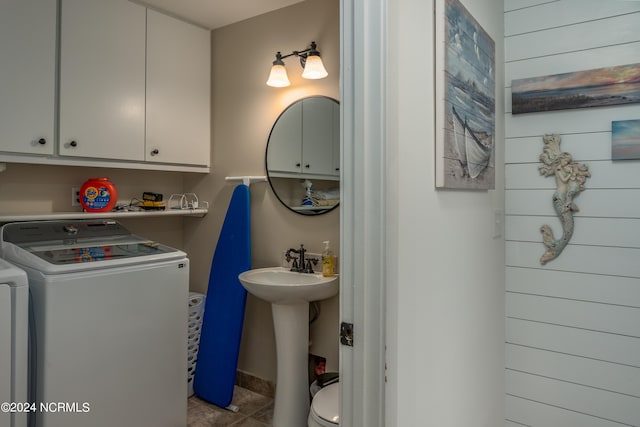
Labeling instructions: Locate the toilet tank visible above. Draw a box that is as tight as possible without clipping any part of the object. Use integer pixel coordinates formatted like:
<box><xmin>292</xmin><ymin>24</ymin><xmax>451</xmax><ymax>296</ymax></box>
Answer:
<box><xmin>0</xmin><ymin>259</ymin><xmax>29</xmax><ymax>427</ymax></box>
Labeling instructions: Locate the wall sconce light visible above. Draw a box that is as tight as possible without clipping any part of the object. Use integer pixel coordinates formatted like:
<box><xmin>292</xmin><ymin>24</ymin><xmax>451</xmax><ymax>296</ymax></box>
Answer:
<box><xmin>266</xmin><ymin>41</ymin><xmax>328</xmax><ymax>87</ymax></box>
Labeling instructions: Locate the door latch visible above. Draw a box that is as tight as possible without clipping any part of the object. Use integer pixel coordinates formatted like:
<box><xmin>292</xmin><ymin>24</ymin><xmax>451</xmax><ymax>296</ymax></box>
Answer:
<box><xmin>340</xmin><ymin>322</ymin><xmax>353</xmax><ymax>347</ymax></box>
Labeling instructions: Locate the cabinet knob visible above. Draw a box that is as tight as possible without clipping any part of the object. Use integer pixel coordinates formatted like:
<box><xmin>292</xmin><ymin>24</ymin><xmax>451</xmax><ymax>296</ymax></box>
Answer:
<box><xmin>151</xmin><ymin>149</ymin><xmax>159</xmax><ymax>156</ymax></box>
<box><xmin>38</xmin><ymin>138</ymin><xmax>47</xmax><ymax>145</ymax></box>
<box><xmin>296</xmin><ymin>163</ymin><xmax>301</xmax><ymax>167</ymax></box>
<box><xmin>305</xmin><ymin>164</ymin><xmax>310</xmax><ymax>169</ymax></box>
<box><xmin>69</xmin><ymin>140</ymin><xmax>77</xmax><ymax>147</ymax></box>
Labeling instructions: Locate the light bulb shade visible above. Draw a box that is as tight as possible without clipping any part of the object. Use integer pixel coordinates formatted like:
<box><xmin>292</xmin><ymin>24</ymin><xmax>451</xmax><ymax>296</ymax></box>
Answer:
<box><xmin>266</xmin><ymin>64</ymin><xmax>291</xmax><ymax>87</ymax></box>
<box><xmin>301</xmin><ymin>55</ymin><xmax>328</xmax><ymax>80</ymax></box>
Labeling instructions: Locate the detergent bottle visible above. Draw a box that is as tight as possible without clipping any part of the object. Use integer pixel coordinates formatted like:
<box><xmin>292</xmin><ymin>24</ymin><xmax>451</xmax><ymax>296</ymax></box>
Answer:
<box><xmin>80</xmin><ymin>178</ymin><xmax>118</xmax><ymax>212</ymax></box>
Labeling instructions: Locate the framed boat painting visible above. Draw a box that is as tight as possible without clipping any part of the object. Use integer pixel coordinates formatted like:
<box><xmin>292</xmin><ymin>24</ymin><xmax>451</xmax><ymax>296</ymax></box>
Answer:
<box><xmin>435</xmin><ymin>0</ymin><xmax>496</xmax><ymax>190</ymax></box>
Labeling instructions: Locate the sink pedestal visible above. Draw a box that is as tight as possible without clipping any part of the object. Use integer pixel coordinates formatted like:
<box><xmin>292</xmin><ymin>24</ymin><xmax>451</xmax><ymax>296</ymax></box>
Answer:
<box><xmin>237</xmin><ymin>267</ymin><xmax>338</xmax><ymax>427</ymax></box>
<box><xmin>272</xmin><ymin>303</ymin><xmax>311</xmax><ymax>427</ymax></box>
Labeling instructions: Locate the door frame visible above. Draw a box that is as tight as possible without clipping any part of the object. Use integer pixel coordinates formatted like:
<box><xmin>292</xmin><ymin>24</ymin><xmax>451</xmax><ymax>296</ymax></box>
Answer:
<box><xmin>339</xmin><ymin>0</ymin><xmax>387</xmax><ymax>426</ymax></box>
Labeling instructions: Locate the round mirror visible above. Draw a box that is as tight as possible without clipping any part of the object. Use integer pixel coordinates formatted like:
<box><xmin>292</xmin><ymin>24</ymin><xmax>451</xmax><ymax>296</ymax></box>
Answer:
<box><xmin>266</xmin><ymin>96</ymin><xmax>340</xmax><ymax>216</ymax></box>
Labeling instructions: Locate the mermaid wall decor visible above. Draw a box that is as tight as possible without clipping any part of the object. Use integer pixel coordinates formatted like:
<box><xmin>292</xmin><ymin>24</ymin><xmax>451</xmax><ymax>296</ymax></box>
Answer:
<box><xmin>538</xmin><ymin>134</ymin><xmax>591</xmax><ymax>265</ymax></box>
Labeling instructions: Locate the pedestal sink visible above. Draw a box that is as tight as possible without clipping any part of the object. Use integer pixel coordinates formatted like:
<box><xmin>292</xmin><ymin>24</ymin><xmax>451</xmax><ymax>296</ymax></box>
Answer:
<box><xmin>238</xmin><ymin>267</ymin><xmax>338</xmax><ymax>427</ymax></box>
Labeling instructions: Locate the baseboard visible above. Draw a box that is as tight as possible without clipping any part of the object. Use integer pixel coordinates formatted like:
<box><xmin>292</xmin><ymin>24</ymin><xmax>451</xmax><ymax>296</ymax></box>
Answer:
<box><xmin>235</xmin><ymin>370</ymin><xmax>275</xmax><ymax>399</ymax></box>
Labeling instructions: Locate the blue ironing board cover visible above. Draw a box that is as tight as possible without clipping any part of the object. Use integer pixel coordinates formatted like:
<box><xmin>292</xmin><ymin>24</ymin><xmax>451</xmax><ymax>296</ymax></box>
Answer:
<box><xmin>193</xmin><ymin>184</ymin><xmax>251</xmax><ymax>407</ymax></box>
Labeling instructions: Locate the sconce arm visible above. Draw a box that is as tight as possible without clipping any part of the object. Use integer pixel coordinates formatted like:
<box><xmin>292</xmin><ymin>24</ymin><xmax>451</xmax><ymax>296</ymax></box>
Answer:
<box><xmin>274</xmin><ymin>41</ymin><xmax>320</xmax><ymax>68</ymax></box>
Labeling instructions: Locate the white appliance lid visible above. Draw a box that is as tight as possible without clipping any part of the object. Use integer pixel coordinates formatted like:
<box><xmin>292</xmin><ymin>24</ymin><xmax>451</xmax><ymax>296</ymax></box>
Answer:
<box><xmin>0</xmin><ymin>220</ymin><xmax>184</xmax><ymax>273</ymax></box>
<box><xmin>312</xmin><ymin>382</ymin><xmax>339</xmax><ymax>424</ymax></box>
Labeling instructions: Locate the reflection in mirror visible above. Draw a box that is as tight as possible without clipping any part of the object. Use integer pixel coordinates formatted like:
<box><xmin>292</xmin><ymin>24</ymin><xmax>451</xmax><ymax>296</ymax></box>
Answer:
<box><xmin>266</xmin><ymin>96</ymin><xmax>340</xmax><ymax>216</ymax></box>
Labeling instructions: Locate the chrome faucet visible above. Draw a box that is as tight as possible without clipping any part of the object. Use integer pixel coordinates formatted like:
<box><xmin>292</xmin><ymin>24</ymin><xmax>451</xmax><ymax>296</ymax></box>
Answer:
<box><xmin>286</xmin><ymin>244</ymin><xmax>317</xmax><ymax>273</ymax></box>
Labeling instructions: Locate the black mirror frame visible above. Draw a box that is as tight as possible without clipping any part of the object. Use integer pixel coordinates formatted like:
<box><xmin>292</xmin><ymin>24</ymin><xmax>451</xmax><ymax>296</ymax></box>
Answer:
<box><xmin>265</xmin><ymin>95</ymin><xmax>340</xmax><ymax>216</ymax></box>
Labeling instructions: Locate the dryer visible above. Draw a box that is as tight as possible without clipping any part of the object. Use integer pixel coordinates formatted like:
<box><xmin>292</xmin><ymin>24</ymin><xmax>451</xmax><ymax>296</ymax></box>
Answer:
<box><xmin>1</xmin><ymin>220</ymin><xmax>188</xmax><ymax>427</ymax></box>
<box><xmin>0</xmin><ymin>258</ymin><xmax>28</xmax><ymax>427</ymax></box>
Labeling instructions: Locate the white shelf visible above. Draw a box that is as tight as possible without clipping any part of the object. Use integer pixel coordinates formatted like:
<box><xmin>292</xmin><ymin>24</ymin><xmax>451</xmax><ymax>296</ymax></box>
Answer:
<box><xmin>268</xmin><ymin>172</ymin><xmax>339</xmax><ymax>181</ymax></box>
<box><xmin>225</xmin><ymin>175</ymin><xmax>268</xmax><ymax>185</ymax></box>
<box><xmin>291</xmin><ymin>205</ymin><xmax>338</xmax><ymax>213</ymax></box>
<box><xmin>0</xmin><ymin>153</ymin><xmax>210</xmax><ymax>173</ymax></box>
<box><xmin>0</xmin><ymin>208</ymin><xmax>208</xmax><ymax>223</ymax></box>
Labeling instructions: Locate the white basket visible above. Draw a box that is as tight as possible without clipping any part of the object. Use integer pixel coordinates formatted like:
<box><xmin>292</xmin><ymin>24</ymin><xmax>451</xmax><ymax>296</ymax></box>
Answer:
<box><xmin>187</xmin><ymin>292</ymin><xmax>206</xmax><ymax>397</ymax></box>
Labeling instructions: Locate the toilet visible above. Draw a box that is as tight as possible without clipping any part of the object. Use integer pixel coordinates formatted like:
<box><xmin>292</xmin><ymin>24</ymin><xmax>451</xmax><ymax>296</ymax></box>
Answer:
<box><xmin>308</xmin><ymin>382</ymin><xmax>339</xmax><ymax>427</ymax></box>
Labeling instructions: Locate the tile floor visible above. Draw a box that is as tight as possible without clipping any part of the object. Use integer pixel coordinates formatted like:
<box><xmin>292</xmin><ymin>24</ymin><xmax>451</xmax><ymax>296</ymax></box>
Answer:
<box><xmin>188</xmin><ymin>386</ymin><xmax>274</xmax><ymax>427</ymax></box>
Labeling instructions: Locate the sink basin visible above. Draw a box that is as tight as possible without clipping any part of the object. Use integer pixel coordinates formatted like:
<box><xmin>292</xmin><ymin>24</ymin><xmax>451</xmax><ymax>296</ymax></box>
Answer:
<box><xmin>238</xmin><ymin>267</ymin><xmax>338</xmax><ymax>304</ymax></box>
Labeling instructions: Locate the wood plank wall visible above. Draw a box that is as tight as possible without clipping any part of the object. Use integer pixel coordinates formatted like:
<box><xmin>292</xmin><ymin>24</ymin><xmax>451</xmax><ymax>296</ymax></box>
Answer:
<box><xmin>503</xmin><ymin>1</ymin><xmax>640</xmax><ymax>426</ymax></box>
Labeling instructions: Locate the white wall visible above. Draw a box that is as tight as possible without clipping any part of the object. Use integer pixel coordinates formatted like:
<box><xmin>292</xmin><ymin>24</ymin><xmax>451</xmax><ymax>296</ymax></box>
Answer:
<box><xmin>385</xmin><ymin>0</ymin><xmax>505</xmax><ymax>425</ymax></box>
<box><xmin>504</xmin><ymin>1</ymin><xmax>640</xmax><ymax>425</ymax></box>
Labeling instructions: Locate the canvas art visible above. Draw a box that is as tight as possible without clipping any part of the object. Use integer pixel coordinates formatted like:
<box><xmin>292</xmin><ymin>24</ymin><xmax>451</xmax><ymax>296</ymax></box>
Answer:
<box><xmin>512</xmin><ymin>63</ymin><xmax>640</xmax><ymax>114</ymax></box>
<box><xmin>612</xmin><ymin>119</ymin><xmax>640</xmax><ymax>160</ymax></box>
<box><xmin>435</xmin><ymin>0</ymin><xmax>496</xmax><ymax>190</ymax></box>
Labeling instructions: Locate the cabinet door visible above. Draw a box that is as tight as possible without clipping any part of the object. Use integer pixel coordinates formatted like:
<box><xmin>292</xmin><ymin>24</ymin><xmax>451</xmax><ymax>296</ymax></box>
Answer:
<box><xmin>267</xmin><ymin>101</ymin><xmax>303</xmax><ymax>173</ymax></box>
<box><xmin>146</xmin><ymin>10</ymin><xmax>211</xmax><ymax>166</ymax></box>
<box><xmin>59</xmin><ymin>0</ymin><xmax>146</xmax><ymax>161</ymax></box>
<box><xmin>0</xmin><ymin>0</ymin><xmax>56</xmax><ymax>155</ymax></box>
<box><xmin>302</xmin><ymin>97</ymin><xmax>336</xmax><ymax>176</ymax></box>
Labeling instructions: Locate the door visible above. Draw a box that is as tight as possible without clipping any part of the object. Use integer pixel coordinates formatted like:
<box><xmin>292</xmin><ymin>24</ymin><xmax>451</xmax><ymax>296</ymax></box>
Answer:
<box><xmin>302</xmin><ymin>97</ymin><xmax>337</xmax><ymax>175</ymax></box>
<box><xmin>58</xmin><ymin>0</ymin><xmax>146</xmax><ymax>161</ymax></box>
<box><xmin>32</xmin><ymin>260</ymin><xmax>188</xmax><ymax>427</ymax></box>
<box><xmin>267</xmin><ymin>101</ymin><xmax>303</xmax><ymax>173</ymax></box>
<box><xmin>146</xmin><ymin>9</ymin><xmax>211</xmax><ymax>166</ymax></box>
<box><xmin>0</xmin><ymin>0</ymin><xmax>56</xmax><ymax>155</ymax></box>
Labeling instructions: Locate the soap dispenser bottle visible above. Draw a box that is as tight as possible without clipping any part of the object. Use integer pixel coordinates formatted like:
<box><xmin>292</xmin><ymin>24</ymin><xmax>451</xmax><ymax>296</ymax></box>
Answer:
<box><xmin>322</xmin><ymin>240</ymin><xmax>335</xmax><ymax>277</ymax></box>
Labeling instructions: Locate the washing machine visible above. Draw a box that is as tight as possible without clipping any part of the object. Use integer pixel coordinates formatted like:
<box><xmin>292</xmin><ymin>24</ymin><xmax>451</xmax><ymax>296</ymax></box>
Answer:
<box><xmin>0</xmin><ymin>219</ymin><xmax>189</xmax><ymax>427</ymax></box>
<box><xmin>0</xmin><ymin>258</ymin><xmax>29</xmax><ymax>427</ymax></box>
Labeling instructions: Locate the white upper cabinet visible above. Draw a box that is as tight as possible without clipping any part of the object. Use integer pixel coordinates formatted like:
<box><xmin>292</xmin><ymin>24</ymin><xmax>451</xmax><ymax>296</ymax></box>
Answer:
<box><xmin>267</xmin><ymin>97</ymin><xmax>339</xmax><ymax>179</ymax></box>
<box><xmin>59</xmin><ymin>0</ymin><xmax>146</xmax><ymax>161</ymax></box>
<box><xmin>267</xmin><ymin>101</ymin><xmax>304</xmax><ymax>173</ymax></box>
<box><xmin>0</xmin><ymin>0</ymin><xmax>56</xmax><ymax>155</ymax></box>
<box><xmin>146</xmin><ymin>10</ymin><xmax>211</xmax><ymax>166</ymax></box>
<box><xmin>302</xmin><ymin>97</ymin><xmax>339</xmax><ymax>176</ymax></box>
<box><xmin>1</xmin><ymin>0</ymin><xmax>210</xmax><ymax>172</ymax></box>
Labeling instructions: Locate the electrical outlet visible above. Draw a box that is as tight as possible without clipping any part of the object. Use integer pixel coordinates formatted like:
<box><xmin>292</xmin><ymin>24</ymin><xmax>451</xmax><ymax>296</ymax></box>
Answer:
<box><xmin>71</xmin><ymin>187</ymin><xmax>81</xmax><ymax>207</ymax></box>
